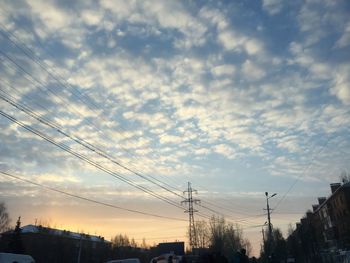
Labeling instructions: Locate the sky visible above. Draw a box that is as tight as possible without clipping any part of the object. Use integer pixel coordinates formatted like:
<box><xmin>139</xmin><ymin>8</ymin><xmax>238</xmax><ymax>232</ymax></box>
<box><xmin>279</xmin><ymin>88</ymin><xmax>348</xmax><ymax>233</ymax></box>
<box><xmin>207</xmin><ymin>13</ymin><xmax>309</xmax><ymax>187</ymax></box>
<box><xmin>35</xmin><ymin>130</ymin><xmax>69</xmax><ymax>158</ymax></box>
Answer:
<box><xmin>0</xmin><ymin>0</ymin><xmax>350</xmax><ymax>257</ymax></box>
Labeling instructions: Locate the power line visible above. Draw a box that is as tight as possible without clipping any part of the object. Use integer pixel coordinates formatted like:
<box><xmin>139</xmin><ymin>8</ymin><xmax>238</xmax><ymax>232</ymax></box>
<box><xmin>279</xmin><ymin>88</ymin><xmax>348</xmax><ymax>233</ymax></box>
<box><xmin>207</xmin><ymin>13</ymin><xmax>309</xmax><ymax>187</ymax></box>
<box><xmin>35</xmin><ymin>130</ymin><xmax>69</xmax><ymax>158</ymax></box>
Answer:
<box><xmin>0</xmin><ymin>170</ymin><xmax>187</xmax><ymax>222</ymax></box>
<box><xmin>0</xmin><ymin>86</ymin><xmax>272</xmax><ymax>226</ymax></box>
<box><xmin>192</xmin><ymin>183</ymin><xmax>267</xmax><ymax>216</ymax></box>
<box><xmin>0</xmin><ymin>88</ymin><xmax>252</xmax><ymax>223</ymax></box>
<box><xmin>0</xmin><ymin>25</ymin><xmax>186</xmax><ymax>195</ymax></box>
<box><xmin>0</xmin><ymin>53</ymin><xmax>189</xmax><ymax>209</ymax></box>
<box><xmin>0</xmin><ymin>87</ymin><xmax>260</xmax><ymax>224</ymax></box>
<box><xmin>0</xmin><ymin>109</ymin><xmax>184</xmax><ymax>210</ymax></box>
<box><xmin>2</xmin><ymin>23</ymin><xmax>324</xmax><ymax>226</ymax></box>
<box><xmin>0</xmin><ymin>83</ymin><xmax>186</xmax><ymax>201</ymax></box>
<box><xmin>0</xmin><ymin>49</ymin><xmax>193</xmax><ymax>214</ymax></box>
<box><xmin>0</xmin><ymin>25</ymin><xmax>266</xmax><ymax>222</ymax></box>
<box><xmin>272</xmin><ymin>111</ymin><xmax>350</xmax><ymax>212</ymax></box>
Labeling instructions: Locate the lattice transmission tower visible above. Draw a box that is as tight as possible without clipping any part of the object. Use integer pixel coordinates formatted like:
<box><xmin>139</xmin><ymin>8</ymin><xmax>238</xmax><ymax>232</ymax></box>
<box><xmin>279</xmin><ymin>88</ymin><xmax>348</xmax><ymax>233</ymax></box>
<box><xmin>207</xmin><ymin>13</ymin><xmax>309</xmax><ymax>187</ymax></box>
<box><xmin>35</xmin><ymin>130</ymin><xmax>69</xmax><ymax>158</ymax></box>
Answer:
<box><xmin>182</xmin><ymin>182</ymin><xmax>200</xmax><ymax>249</ymax></box>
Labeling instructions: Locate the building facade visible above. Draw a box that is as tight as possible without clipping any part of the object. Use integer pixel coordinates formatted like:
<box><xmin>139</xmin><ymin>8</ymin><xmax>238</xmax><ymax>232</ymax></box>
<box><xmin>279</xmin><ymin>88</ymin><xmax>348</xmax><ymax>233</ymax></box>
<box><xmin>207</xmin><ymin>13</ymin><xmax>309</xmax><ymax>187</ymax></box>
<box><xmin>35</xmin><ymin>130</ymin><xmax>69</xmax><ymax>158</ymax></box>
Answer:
<box><xmin>287</xmin><ymin>182</ymin><xmax>350</xmax><ymax>262</ymax></box>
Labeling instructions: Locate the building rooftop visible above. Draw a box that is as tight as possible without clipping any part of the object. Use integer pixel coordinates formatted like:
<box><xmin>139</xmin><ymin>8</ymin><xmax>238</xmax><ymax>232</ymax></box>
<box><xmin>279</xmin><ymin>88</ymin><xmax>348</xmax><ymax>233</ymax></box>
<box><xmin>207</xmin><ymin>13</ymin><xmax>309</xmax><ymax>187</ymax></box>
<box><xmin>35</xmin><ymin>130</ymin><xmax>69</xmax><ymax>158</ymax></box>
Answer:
<box><xmin>17</xmin><ymin>224</ymin><xmax>110</xmax><ymax>243</ymax></box>
<box><xmin>314</xmin><ymin>182</ymin><xmax>350</xmax><ymax>213</ymax></box>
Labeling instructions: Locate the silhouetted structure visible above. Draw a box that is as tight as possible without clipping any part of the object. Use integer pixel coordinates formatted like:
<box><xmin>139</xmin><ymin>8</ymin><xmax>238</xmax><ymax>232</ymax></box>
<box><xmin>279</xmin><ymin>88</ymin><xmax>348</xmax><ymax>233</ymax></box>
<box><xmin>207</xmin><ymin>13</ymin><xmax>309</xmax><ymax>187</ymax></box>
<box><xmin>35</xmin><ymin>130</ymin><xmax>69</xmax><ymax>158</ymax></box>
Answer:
<box><xmin>156</xmin><ymin>242</ymin><xmax>185</xmax><ymax>256</ymax></box>
<box><xmin>1</xmin><ymin>224</ymin><xmax>110</xmax><ymax>263</ymax></box>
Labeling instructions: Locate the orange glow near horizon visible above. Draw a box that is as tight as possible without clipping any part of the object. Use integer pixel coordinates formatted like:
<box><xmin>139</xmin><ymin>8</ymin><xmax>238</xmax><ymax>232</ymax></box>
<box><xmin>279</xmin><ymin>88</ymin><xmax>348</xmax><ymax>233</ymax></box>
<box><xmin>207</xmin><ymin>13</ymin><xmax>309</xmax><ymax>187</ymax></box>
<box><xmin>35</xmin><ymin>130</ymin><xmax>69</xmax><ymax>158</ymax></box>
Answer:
<box><xmin>10</xmin><ymin>202</ymin><xmax>275</xmax><ymax>257</ymax></box>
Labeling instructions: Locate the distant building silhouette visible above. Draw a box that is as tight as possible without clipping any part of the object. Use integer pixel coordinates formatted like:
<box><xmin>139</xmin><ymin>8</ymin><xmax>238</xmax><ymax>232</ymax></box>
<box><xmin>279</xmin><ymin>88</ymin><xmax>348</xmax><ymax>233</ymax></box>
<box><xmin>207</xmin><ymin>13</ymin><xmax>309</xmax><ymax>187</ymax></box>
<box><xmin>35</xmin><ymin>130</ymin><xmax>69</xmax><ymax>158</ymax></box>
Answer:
<box><xmin>156</xmin><ymin>242</ymin><xmax>185</xmax><ymax>256</ymax></box>
<box><xmin>0</xmin><ymin>224</ymin><xmax>110</xmax><ymax>263</ymax></box>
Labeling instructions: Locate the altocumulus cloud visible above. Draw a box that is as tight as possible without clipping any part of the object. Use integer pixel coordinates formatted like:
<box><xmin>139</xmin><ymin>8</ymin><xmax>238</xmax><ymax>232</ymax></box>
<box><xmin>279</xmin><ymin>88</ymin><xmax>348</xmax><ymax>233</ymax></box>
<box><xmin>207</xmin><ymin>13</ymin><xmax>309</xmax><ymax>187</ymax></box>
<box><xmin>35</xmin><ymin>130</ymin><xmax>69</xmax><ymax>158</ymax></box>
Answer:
<box><xmin>0</xmin><ymin>0</ymin><xmax>350</xmax><ymax>246</ymax></box>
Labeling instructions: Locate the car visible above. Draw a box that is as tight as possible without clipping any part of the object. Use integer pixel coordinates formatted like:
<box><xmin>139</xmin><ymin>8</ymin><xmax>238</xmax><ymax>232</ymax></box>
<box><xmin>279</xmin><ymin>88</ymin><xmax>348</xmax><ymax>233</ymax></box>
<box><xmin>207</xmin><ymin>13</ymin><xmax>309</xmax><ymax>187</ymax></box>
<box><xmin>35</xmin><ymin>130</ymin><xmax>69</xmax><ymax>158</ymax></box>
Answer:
<box><xmin>106</xmin><ymin>258</ymin><xmax>141</xmax><ymax>263</ymax></box>
<box><xmin>150</xmin><ymin>254</ymin><xmax>182</xmax><ymax>263</ymax></box>
<box><xmin>0</xmin><ymin>253</ymin><xmax>36</xmax><ymax>263</ymax></box>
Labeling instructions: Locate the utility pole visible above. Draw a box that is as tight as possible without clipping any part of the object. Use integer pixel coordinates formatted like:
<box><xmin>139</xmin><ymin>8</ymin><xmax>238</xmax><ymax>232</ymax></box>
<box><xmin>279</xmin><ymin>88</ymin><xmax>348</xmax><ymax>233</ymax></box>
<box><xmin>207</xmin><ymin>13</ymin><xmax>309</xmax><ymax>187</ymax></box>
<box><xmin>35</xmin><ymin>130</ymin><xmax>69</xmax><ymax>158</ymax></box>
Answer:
<box><xmin>266</xmin><ymin>192</ymin><xmax>273</xmax><ymax>241</ymax></box>
<box><xmin>264</xmin><ymin>192</ymin><xmax>276</xmax><ymax>259</ymax></box>
<box><xmin>182</xmin><ymin>182</ymin><xmax>200</xmax><ymax>249</ymax></box>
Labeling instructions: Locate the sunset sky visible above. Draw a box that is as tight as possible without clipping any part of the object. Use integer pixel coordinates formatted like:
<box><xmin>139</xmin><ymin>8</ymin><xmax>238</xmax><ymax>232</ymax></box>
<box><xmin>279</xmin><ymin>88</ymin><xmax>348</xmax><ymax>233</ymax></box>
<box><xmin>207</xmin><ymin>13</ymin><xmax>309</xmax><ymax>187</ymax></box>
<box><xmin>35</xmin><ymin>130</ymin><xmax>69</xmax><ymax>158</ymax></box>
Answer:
<box><xmin>0</xmin><ymin>0</ymin><xmax>350</xmax><ymax>256</ymax></box>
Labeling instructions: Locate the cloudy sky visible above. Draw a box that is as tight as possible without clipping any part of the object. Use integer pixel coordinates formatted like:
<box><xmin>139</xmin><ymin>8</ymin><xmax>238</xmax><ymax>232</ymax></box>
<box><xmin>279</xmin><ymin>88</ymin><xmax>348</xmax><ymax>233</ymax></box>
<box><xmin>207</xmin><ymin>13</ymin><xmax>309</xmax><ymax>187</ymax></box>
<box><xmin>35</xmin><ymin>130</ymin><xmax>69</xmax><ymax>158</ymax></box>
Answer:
<box><xmin>0</xmin><ymin>0</ymin><xmax>350</xmax><ymax>256</ymax></box>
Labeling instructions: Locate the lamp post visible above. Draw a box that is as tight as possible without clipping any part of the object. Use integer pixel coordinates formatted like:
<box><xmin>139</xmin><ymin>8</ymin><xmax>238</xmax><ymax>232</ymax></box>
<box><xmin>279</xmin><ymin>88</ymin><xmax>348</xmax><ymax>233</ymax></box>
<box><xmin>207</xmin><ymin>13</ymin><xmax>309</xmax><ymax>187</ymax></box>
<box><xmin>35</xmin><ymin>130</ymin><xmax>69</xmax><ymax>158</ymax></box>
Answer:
<box><xmin>265</xmin><ymin>192</ymin><xmax>276</xmax><ymax>260</ymax></box>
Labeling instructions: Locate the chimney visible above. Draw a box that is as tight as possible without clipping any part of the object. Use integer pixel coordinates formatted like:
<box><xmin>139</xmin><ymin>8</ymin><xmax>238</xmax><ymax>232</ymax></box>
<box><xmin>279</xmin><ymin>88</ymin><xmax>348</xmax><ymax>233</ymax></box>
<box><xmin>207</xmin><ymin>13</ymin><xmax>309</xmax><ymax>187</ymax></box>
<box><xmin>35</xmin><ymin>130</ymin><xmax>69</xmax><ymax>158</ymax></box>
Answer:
<box><xmin>330</xmin><ymin>183</ymin><xmax>341</xmax><ymax>194</ymax></box>
<box><xmin>318</xmin><ymin>197</ymin><xmax>326</xmax><ymax>205</ymax></box>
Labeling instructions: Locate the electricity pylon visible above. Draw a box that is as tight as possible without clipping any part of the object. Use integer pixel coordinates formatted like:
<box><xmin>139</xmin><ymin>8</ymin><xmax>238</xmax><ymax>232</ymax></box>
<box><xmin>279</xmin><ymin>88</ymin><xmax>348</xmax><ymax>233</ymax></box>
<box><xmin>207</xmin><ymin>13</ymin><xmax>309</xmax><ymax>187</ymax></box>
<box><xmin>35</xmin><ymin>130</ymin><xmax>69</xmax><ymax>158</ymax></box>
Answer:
<box><xmin>182</xmin><ymin>182</ymin><xmax>200</xmax><ymax>249</ymax></box>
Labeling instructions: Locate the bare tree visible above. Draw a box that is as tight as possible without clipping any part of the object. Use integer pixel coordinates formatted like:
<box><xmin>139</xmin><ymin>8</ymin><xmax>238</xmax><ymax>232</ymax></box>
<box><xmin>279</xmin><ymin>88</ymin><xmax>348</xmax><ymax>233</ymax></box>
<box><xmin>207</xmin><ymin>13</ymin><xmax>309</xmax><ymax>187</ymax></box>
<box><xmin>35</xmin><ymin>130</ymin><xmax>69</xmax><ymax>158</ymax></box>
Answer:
<box><xmin>140</xmin><ymin>238</ymin><xmax>149</xmax><ymax>249</ymax></box>
<box><xmin>130</xmin><ymin>237</ymin><xmax>137</xmax><ymax>248</ymax></box>
<box><xmin>224</xmin><ymin>223</ymin><xmax>242</xmax><ymax>254</ymax></box>
<box><xmin>207</xmin><ymin>216</ymin><xmax>246</xmax><ymax>261</ymax></box>
<box><xmin>194</xmin><ymin>220</ymin><xmax>210</xmax><ymax>248</ymax></box>
<box><xmin>209</xmin><ymin>216</ymin><xmax>226</xmax><ymax>253</ymax></box>
<box><xmin>112</xmin><ymin>234</ymin><xmax>130</xmax><ymax>248</ymax></box>
<box><xmin>0</xmin><ymin>201</ymin><xmax>10</xmax><ymax>233</ymax></box>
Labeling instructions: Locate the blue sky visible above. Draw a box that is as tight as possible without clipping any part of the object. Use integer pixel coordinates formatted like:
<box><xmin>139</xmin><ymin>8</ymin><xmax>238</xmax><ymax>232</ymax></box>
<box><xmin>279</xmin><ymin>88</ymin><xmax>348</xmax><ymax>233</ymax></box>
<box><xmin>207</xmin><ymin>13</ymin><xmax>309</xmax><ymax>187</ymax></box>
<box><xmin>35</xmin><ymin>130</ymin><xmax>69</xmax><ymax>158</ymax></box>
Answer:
<box><xmin>0</xmin><ymin>0</ymin><xmax>350</xmax><ymax>255</ymax></box>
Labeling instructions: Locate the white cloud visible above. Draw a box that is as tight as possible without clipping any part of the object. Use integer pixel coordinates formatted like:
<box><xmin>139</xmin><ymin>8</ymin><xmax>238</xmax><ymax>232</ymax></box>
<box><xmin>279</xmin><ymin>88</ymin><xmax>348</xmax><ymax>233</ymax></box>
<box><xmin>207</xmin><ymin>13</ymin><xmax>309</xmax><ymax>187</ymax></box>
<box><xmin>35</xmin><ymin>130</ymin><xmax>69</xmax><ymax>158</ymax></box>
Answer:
<box><xmin>27</xmin><ymin>0</ymin><xmax>72</xmax><ymax>31</ymax></box>
<box><xmin>35</xmin><ymin>173</ymin><xmax>81</xmax><ymax>183</ymax></box>
<box><xmin>217</xmin><ymin>30</ymin><xmax>266</xmax><ymax>58</ymax></box>
<box><xmin>100</xmin><ymin>0</ymin><xmax>136</xmax><ymax>21</ymax></box>
<box><xmin>242</xmin><ymin>60</ymin><xmax>266</xmax><ymax>80</ymax></box>
<box><xmin>262</xmin><ymin>0</ymin><xmax>284</xmax><ymax>15</ymax></box>
<box><xmin>199</xmin><ymin>6</ymin><xmax>228</xmax><ymax>30</ymax></box>
<box><xmin>211</xmin><ymin>64</ymin><xmax>236</xmax><ymax>77</ymax></box>
<box><xmin>244</xmin><ymin>38</ymin><xmax>264</xmax><ymax>55</ymax></box>
<box><xmin>194</xmin><ymin>148</ymin><xmax>211</xmax><ymax>155</ymax></box>
<box><xmin>330</xmin><ymin>64</ymin><xmax>350</xmax><ymax>105</ymax></box>
<box><xmin>276</xmin><ymin>136</ymin><xmax>301</xmax><ymax>153</ymax></box>
<box><xmin>2</xmin><ymin>2</ymin><xmax>350</xmax><ymax>245</ymax></box>
<box><xmin>53</xmin><ymin>116</ymin><xmax>82</xmax><ymax>127</ymax></box>
<box><xmin>335</xmin><ymin>22</ymin><xmax>350</xmax><ymax>48</ymax></box>
<box><xmin>210</xmin><ymin>7</ymin><xmax>265</xmax><ymax>58</ymax></box>
<box><xmin>297</xmin><ymin>0</ymin><xmax>347</xmax><ymax>47</ymax></box>
<box><xmin>101</xmin><ymin>0</ymin><xmax>207</xmax><ymax>49</ymax></box>
<box><xmin>298</xmin><ymin>4</ymin><xmax>322</xmax><ymax>33</ymax></box>
<box><xmin>213</xmin><ymin>144</ymin><xmax>237</xmax><ymax>159</ymax></box>
<box><xmin>218</xmin><ymin>30</ymin><xmax>246</xmax><ymax>52</ymax></box>
<box><xmin>81</xmin><ymin>9</ymin><xmax>103</xmax><ymax>26</ymax></box>
<box><xmin>121</xmin><ymin>137</ymin><xmax>151</xmax><ymax>149</ymax></box>
<box><xmin>159</xmin><ymin>135</ymin><xmax>183</xmax><ymax>144</ymax></box>
<box><xmin>309</xmin><ymin>63</ymin><xmax>331</xmax><ymax>80</ymax></box>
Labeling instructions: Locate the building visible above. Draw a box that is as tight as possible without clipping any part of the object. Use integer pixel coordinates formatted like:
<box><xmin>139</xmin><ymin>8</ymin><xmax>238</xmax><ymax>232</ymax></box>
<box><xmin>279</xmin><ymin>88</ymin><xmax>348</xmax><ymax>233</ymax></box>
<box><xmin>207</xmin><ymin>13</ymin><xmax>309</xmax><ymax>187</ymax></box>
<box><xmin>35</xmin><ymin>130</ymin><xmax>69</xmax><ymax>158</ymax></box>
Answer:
<box><xmin>325</xmin><ymin>183</ymin><xmax>350</xmax><ymax>248</ymax></box>
<box><xmin>287</xmin><ymin>182</ymin><xmax>350</xmax><ymax>263</ymax></box>
<box><xmin>0</xmin><ymin>224</ymin><xmax>111</xmax><ymax>263</ymax></box>
<box><xmin>314</xmin><ymin>183</ymin><xmax>350</xmax><ymax>250</ymax></box>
